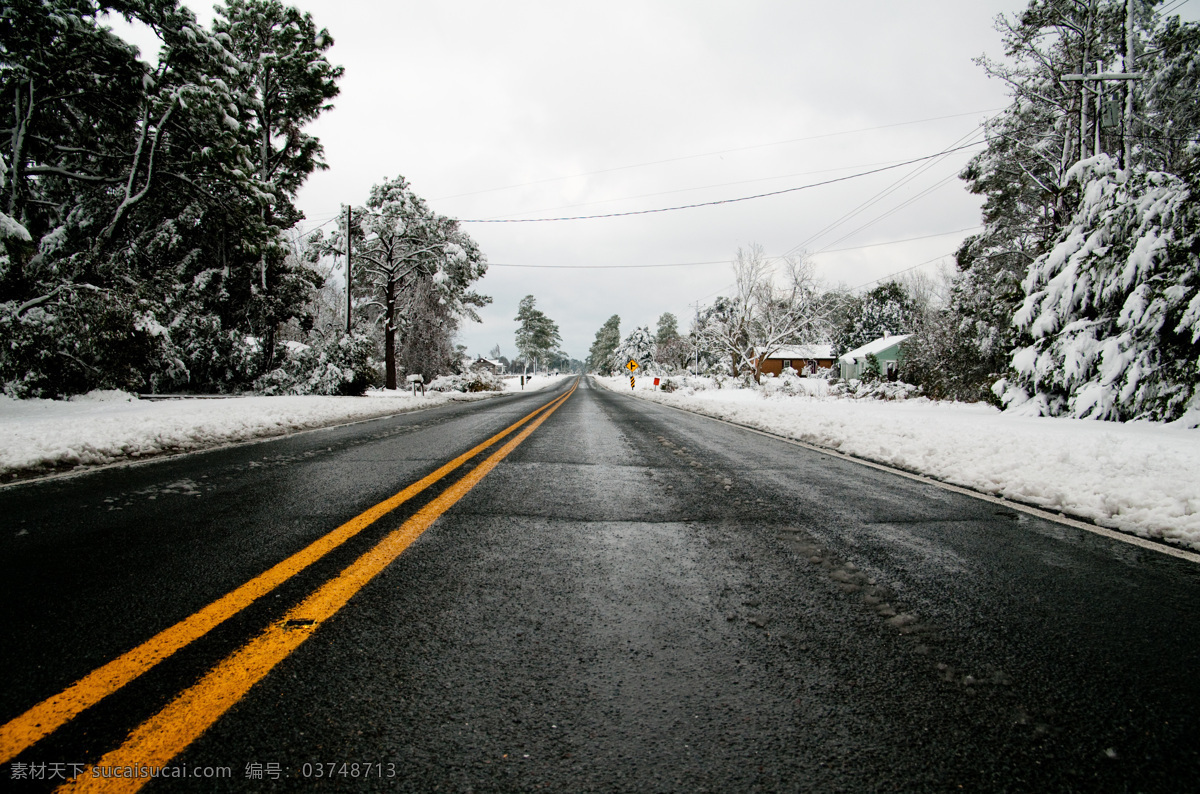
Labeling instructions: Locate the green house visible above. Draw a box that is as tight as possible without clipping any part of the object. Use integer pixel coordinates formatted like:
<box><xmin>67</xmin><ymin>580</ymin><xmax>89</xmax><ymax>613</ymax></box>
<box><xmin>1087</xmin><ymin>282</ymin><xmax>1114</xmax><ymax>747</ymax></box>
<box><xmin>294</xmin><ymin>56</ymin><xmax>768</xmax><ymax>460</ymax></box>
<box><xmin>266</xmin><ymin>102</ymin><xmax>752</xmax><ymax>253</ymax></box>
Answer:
<box><xmin>838</xmin><ymin>334</ymin><xmax>911</xmax><ymax>380</ymax></box>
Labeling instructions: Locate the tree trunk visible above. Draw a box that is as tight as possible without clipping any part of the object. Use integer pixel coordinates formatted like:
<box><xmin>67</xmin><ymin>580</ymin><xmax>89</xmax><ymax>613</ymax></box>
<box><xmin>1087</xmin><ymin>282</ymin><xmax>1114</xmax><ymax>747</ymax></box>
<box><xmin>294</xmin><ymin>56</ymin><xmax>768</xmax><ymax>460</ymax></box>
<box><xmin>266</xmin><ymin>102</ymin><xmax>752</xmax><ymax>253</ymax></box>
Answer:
<box><xmin>262</xmin><ymin>321</ymin><xmax>276</xmax><ymax>374</ymax></box>
<box><xmin>385</xmin><ymin>271</ymin><xmax>397</xmax><ymax>390</ymax></box>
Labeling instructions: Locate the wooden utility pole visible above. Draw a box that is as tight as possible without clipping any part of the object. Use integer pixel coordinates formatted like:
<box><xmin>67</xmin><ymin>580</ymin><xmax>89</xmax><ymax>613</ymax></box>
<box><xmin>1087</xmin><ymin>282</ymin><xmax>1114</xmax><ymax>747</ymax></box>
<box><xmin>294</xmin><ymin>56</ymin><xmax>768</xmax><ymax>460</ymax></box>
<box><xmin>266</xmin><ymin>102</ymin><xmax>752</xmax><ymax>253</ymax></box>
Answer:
<box><xmin>1124</xmin><ymin>0</ymin><xmax>1136</xmax><ymax>167</ymax></box>
<box><xmin>345</xmin><ymin>205</ymin><xmax>352</xmax><ymax>336</ymax></box>
<box><xmin>1061</xmin><ymin>67</ymin><xmax>1144</xmax><ymax>160</ymax></box>
<box><xmin>1062</xmin><ymin>0</ymin><xmax>1142</xmax><ymax>166</ymax></box>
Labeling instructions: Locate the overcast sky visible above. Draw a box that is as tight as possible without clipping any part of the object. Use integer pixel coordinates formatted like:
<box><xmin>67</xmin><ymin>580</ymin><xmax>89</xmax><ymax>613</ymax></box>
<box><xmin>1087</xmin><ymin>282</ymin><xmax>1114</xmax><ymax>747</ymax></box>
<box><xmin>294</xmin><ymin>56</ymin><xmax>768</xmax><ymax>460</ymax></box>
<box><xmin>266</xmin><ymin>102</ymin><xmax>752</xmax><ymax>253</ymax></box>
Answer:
<box><xmin>120</xmin><ymin>0</ymin><xmax>1198</xmax><ymax>362</ymax></box>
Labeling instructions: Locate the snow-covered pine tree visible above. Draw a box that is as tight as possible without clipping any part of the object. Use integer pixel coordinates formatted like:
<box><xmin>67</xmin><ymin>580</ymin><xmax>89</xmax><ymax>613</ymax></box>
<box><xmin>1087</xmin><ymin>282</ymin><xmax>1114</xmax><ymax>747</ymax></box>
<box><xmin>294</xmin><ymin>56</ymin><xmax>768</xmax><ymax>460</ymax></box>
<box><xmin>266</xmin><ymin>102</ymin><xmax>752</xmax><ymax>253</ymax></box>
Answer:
<box><xmin>514</xmin><ymin>295</ymin><xmax>562</xmax><ymax>375</ymax></box>
<box><xmin>834</xmin><ymin>282</ymin><xmax>915</xmax><ymax>356</ymax></box>
<box><xmin>309</xmin><ymin>176</ymin><xmax>488</xmax><ymax>388</ymax></box>
<box><xmin>999</xmin><ymin>155</ymin><xmax>1199</xmax><ymax>420</ymax></box>
<box><xmin>587</xmin><ymin>315</ymin><xmax>621</xmax><ymax>374</ymax></box>
<box><xmin>947</xmin><ymin>0</ymin><xmax>1143</xmax><ymax>403</ymax></box>
<box><xmin>954</xmin><ymin>1</ymin><xmax>1200</xmax><ymax>421</ymax></box>
<box><xmin>0</xmin><ymin>0</ymin><xmax>341</xmax><ymax>397</ymax></box>
<box><xmin>931</xmin><ymin>0</ymin><xmax>1200</xmax><ymax>418</ymax></box>
<box><xmin>614</xmin><ymin>326</ymin><xmax>657</xmax><ymax>375</ymax></box>
<box><xmin>214</xmin><ymin>0</ymin><xmax>343</xmax><ymax>374</ymax></box>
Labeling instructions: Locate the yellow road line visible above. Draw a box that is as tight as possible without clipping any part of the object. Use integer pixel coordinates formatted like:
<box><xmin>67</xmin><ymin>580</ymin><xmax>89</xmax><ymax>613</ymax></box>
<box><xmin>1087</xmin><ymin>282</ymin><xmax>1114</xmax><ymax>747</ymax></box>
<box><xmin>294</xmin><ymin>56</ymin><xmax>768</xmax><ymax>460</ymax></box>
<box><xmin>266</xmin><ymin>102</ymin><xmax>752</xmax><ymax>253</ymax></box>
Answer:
<box><xmin>61</xmin><ymin>380</ymin><xmax>576</xmax><ymax>793</ymax></box>
<box><xmin>0</xmin><ymin>385</ymin><xmax>574</xmax><ymax>764</ymax></box>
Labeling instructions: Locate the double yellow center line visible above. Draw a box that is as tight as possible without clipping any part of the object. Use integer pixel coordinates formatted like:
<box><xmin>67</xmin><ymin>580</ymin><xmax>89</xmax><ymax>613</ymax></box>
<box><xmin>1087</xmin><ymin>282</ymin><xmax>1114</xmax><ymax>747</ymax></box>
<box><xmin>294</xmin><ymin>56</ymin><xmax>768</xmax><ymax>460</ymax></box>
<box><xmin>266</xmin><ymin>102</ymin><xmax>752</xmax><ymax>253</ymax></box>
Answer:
<box><xmin>1</xmin><ymin>380</ymin><xmax>577</xmax><ymax>789</ymax></box>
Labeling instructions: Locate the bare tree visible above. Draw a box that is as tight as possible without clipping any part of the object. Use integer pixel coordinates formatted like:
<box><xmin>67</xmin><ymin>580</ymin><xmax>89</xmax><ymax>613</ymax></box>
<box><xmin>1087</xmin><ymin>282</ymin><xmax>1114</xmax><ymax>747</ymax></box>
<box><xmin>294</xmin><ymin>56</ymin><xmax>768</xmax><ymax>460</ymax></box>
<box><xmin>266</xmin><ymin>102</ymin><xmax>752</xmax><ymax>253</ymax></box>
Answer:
<box><xmin>751</xmin><ymin>250</ymin><xmax>825</xmax><ymax>375</ymax></box>
<box><xmin>696</xmin><ymin>244</ymin><xmax>828</xmax><ymax>380</ymax></box>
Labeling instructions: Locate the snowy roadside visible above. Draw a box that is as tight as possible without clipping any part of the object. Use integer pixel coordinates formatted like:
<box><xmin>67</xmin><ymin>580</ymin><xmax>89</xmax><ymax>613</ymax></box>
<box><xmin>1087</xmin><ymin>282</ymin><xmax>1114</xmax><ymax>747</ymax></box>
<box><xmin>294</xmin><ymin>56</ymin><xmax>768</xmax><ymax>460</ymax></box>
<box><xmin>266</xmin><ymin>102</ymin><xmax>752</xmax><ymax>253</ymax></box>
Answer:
<box><xmin>595</xmin><ymin>376</ymin><xmax>1200</xmax><ymax>552</ymax></box>
<box><xmin>0</xmin><ymin>375</ymin><xmax>569</xmax><ymax>481</ymax></box>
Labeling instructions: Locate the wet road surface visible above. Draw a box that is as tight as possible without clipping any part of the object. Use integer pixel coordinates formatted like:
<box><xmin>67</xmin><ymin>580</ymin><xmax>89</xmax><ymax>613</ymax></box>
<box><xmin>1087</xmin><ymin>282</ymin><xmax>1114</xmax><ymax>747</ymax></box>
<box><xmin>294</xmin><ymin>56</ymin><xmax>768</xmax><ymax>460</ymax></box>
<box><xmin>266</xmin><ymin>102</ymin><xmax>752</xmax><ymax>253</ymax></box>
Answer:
<box><xmin>3</xmin><ymin>376</ymin><xmax>1199</xmax><ymax>792</ymax></box>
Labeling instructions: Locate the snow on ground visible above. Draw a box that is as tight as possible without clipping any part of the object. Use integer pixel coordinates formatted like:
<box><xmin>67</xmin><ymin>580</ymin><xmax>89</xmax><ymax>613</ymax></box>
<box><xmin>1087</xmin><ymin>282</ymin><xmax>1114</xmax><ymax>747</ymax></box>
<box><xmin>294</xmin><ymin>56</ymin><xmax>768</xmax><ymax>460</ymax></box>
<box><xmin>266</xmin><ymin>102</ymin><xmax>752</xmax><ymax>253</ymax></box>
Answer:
<box><xmin>597</xmin><ymin>375</ymin><xmax>1200</xmax><ymax>551</ymax></box>
<box><xmin>0</xmin><ymin>375</ymin><xmax>570</xmax><ymax>479</ymax></box>
<box><xmin>499</xmin><ymin>373</ymin><xmax>571</xmax><ymax>393</ymax></box>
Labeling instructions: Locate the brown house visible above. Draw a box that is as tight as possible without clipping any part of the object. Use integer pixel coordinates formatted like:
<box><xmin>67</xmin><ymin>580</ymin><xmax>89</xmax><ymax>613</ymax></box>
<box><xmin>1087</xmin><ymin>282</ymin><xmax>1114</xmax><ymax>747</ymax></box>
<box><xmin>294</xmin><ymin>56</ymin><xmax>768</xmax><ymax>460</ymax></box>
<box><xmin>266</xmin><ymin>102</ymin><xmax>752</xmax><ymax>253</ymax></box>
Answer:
<box><xmin>755</xmin><ymin>345</ymin><xmax>836</xmax><ymax>377</ymax></box>
<box><xmin>470</xmin><ymin>357</ymin><xmax>506</xmax><ymax>375</ymax></box>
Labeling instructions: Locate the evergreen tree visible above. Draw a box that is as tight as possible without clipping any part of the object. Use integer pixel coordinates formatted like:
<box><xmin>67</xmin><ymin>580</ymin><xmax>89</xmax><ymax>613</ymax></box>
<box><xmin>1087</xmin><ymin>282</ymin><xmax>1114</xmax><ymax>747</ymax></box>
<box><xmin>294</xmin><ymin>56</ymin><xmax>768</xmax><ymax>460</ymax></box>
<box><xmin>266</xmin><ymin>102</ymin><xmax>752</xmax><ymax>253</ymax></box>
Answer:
<box><xmin>942</xmin><ymin>0</ymin><xmax>1200</xmax><ymax>419</ymax></box>
<box><xmin>310</xmin><ymin>176</ymin><xmax>488</xmax><ymax>388</ymax></box>
<box><xmin>513</xmin><ymin>295</ymin><xmax>561</xmax><ymax>374</ymax></box>
<box><xmin>587</xmin><ymin>314</ymin><xmax>621</xmax><ymax>374</ymax></box>
<box><xmin>999</xmin><ymin>156</ymin><xmax>1200</xmax><ymax>420</ymax></box>
<box><xmin>655</xmin><ymin>311</ymin><xmax>693</xmax><ymax>372</ymax></box>
<box><xmin>834</xmin><ymin>282</ymin><xmax>915</xmax><ymax>356</ymax></box>
<box><xmin>0</xmin><ymin>0</ymin><xmax>341</xmax><ymax>396</ymax></box>
<box><xmin>213</xmin><ymin>0</ymin><xmax>343</xmax><ymax>373</ymax></box>
<box><xmin>614</xmin><ymin>326</ymin><xmax>657</xmax><ymax>374</ymax></box>
<box><xmin>655</xmin><ymin>312</ymin><xmax>679</xmax><ymax>346</ymax></box>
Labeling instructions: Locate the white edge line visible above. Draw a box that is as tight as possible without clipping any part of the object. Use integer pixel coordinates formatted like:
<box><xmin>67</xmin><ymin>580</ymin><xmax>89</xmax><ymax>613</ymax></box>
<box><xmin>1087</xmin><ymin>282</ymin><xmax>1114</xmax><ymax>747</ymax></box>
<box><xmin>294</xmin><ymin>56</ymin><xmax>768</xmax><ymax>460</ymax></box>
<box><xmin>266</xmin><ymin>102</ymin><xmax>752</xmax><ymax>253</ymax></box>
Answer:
<box><xmin>597</xmin><ymin>379</ymin><xmax>1200</xmax><ymax>565</ymax></box>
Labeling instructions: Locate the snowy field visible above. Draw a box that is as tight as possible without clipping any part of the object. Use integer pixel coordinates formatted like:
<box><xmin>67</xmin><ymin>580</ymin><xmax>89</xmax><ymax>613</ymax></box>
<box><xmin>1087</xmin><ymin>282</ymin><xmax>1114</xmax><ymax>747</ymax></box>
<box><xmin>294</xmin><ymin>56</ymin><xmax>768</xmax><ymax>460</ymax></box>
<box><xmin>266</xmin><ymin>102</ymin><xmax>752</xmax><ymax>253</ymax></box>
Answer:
<box><xmin>0</xmin><ymin>374</ymin><xmax>570</xmax><ymax>480</ymax></box>
<box><xmin>596</xmin><ymin>375</ymin><xmax>1200</xmax><ymax>551</ymax></box>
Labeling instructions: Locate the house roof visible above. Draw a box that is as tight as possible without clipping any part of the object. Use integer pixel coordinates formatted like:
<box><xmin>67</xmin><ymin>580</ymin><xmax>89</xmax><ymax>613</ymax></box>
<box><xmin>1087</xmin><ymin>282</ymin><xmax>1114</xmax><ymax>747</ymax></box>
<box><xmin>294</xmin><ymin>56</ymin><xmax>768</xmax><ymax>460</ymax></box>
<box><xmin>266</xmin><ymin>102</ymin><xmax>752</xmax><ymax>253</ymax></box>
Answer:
<box><xmin>762</xmin><ymin>344</ymin><xmax>834</xmax><ymax>360</ymax></box>
<box><xmin>839</xmin><ymin>334</ymin><xmax>911</xmax><ymax>363</ymax></box>
<box><xmin>474</xmin><ymin>357</ymin><xmax>503</xmax><ymax>367</ymax></box>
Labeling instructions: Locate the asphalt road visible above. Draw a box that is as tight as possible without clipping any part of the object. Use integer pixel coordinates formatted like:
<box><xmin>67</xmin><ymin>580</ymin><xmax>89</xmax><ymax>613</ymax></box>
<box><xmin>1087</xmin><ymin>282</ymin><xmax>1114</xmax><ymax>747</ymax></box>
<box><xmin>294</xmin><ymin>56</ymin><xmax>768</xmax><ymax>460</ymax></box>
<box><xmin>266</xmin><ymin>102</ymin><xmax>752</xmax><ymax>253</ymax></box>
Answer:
<box><xmin>2</xmin><ymin>376</ymin><xmax>1199</xmax><ymax>792</ymax></box>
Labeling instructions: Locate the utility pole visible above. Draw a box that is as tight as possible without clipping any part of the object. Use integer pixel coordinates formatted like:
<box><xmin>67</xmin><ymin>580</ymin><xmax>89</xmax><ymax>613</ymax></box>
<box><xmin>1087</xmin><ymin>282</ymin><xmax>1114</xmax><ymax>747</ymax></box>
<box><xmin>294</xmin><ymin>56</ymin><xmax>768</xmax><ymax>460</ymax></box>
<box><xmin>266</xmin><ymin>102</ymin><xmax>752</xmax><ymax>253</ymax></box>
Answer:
<box><xmin>1062</xmin><ymin>69</ymin><xmax>1143</xmax><ymax>162</ymax></box>
<box><xmin>345</xmin><ymin>205</ymin><xmax>352</xmax><ymax>337</ymax></box>
<box><xmin>1062</xmin><ymin>0</ymin><xmax>1142</xmax><ymax>167</ymax></box>
<box><xmin>1124</xmin><ymin>0</ymin><xmax>1136</xmax><ymax>167</ymax></box>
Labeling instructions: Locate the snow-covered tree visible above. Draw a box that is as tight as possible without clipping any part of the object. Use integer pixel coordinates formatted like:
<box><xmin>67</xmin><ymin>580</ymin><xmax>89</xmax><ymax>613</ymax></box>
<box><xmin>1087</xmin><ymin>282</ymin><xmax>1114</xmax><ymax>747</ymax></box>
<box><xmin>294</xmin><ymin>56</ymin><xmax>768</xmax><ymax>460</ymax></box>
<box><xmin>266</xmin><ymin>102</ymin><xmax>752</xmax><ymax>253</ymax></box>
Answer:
<box><xmin>833</xmin><ymin>281</ymin><xmax>915</xmax><ymax>357</ymax></box>
<box><xmin>214</xmin><ymin>0</ymin><xmax>342</xmax><ymax>372</ymax></box>
<box><xmin>998</xmin><ymin>155</ymin><xmax>1200</xmax><ymax>420</ymax></box>
<box><xmin>654</xmin><ymin>312</ymin><xmax>691</xmax><ymax>373</ymax></box>
<box><xmin>899</xmin><ymin>274</ymin><xmax>1002</xmax><ymax>402</ymax></box>
<box><xmin>614</xmin><ymin>326</ymin><xmax>656</xmax><ymax>374</ymax></box>
<box><xmin>311</xmin><ymin>176</ymin><xmax>487</xmax><ymax>388</ymax></box>
<box><xmin>695</xmin><ymin>245</ymin><xmax>827</xmax><ymax>379</ymax></box>
<box><xmin>514</xmin><ymin>295</ymin><xmax>561</xmax><ymax>374</ymax></box>
<box><xmin>0</xmin><ymin>0</ymin><xmax>341</xmax><ymax>396</ymax></box>
<box><xmin>587</xmin><ymin>314</ymin><xmax>621</xmax><ymax>374</ymax></box>
<box><xmin>938</xmin><ymin>1</ymin><xmax>1200</xmax><ymax>414</ymax></box>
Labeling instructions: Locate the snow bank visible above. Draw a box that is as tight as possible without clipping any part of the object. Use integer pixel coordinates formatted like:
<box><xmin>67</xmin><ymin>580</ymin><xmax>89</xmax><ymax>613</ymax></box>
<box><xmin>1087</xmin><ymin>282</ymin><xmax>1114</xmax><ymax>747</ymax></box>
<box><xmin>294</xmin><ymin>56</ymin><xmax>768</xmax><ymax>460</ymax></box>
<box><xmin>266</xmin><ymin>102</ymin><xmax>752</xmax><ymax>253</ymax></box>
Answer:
<box><xmin>597</xmin><ymin>376</ymin><xmax>1200</xmax><ymax>551</ymax></box>
<box><xmin>0</xmin><ymin>376</ymin><xmax>576</xmax><ymax>479</ymax></box>
<box><xmin>0</xmin><ymin>389</ymin><xmax>495</xmax><ymax>478</ymax></box>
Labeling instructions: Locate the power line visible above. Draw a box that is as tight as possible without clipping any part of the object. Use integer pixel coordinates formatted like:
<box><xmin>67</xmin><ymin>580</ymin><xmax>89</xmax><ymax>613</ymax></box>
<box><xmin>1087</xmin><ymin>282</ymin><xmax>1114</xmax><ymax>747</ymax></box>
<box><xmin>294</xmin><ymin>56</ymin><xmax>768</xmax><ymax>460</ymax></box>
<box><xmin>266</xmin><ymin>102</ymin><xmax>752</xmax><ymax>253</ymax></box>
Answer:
<box><xmin>816</xmin><ymin>170</ymin><xmax>965</xmax><ymax>254</ymax></box>
<box><xmin>431</xmin><ymin>108</ymin><xmax>1003</xmax><ymax>203</ymax></box>
<box><xmin>850</xmin><ymin>252</ymin><xmax>955</xmax><ymax>292</ymax></box>
<box><xmin>457</xmin><ymin>140</ymin><xmax>988</xmax><ymax>223</ymax></box>
<box><xmin>783</xmin><ymin>126</ymin><xmax>986</xmax><ymax>257</ymax></box>
<box><xmin>818</xmin><ymin>225</ymin><xmax>981</xmax><ymax>254</ymax></box>
<box><xmin>1159</xmin><ymin>0</ymin><xmax>1189</xmax><ymax>17</ymax></box>
<box><xmin>489</xmin><ymin>259</ymin><xmax>730</xmax><ymax>270</ymax></box>
<box><xmin>462</xmin><ymin>157</ymin><xmax>913</xmax><ymax>221</ymax></box>
<box><xmin>485</xmin><ymin>226</ymin><xmax>982</xmax><ymax>269</ymax></box>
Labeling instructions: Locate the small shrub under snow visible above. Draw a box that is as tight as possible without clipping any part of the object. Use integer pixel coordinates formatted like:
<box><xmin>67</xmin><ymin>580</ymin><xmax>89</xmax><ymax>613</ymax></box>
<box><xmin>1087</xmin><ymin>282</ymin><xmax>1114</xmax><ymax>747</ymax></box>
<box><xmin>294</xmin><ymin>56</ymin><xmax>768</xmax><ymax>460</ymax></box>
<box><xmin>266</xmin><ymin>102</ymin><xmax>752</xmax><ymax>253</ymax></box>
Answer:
<box><xmin>427</xmin><ymin>371</ymin><xmax>504</xmax><ymax>393</ymax></box>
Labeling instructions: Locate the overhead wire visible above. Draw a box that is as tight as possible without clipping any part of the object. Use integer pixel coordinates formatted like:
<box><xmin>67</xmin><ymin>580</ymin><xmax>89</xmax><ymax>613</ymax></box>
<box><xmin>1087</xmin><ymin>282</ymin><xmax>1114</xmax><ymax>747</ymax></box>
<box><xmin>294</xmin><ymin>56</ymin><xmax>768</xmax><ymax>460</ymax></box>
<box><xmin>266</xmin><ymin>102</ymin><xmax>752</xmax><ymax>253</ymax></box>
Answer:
<box><xmin>461</xmin><ymin>157</ymin><xmax>914</xmax><ymax>221</ymax></box>
<box><xmin>782</xmin><ymin>125</ymin><xmax>987</xmax><ymax>257</ymax></box>
<box><xmin>815</xmin><ymin>170</ymin><xmax>965</xmax><ymax>254</ymax></box>
<box><xmin>431</xmin><ymin>108</ymin><xmax>1003</xmax><ymax>203</ymax></box>
<box><xmin>456</xmin><ymin>140</ymin><xmax>988</xmax><ymax>223</ymax></box>
<box><xmin>485</xmin><ymin>226</ymin><xmax>982</xmax><ymax>270</ymax></box>
<box><xmin>850</xmin><ymin>252</ymin><xmax>957</xmax><ymax>292</ymax></box>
